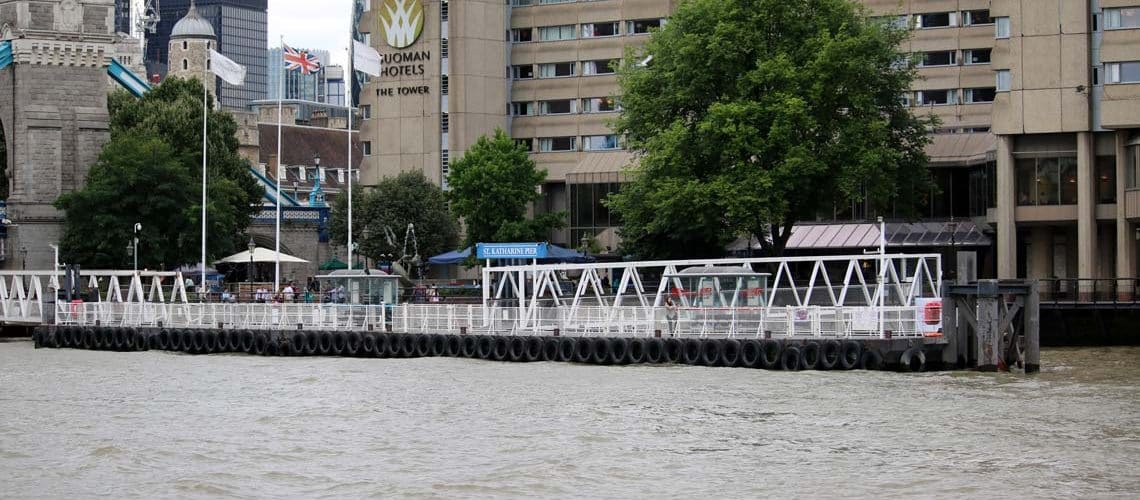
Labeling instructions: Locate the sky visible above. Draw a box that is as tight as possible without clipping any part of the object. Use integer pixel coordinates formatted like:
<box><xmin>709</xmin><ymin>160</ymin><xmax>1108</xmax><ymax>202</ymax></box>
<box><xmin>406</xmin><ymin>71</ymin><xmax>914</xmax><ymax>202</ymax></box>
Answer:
<box><xmin>267</xmin><ymin>0</ymin><xmax>353</xmax><ymax>69</ymax></box>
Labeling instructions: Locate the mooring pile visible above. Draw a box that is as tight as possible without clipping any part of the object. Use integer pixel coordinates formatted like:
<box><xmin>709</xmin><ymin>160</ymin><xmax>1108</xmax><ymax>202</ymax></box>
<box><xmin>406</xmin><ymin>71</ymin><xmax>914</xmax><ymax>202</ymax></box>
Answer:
<box><xmin>34</xmin><ymin>325</ymin><xmax>930</xmax><ymax>371</ymax></box>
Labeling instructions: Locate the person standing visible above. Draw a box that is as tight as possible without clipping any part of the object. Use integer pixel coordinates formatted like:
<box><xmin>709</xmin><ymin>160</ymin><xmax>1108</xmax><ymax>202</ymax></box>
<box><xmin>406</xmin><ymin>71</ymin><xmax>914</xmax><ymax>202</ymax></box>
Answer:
<box><xmin>283</xmin><ymin>282</ymin><xmax>295</xmax><ymax>302</ymax></box>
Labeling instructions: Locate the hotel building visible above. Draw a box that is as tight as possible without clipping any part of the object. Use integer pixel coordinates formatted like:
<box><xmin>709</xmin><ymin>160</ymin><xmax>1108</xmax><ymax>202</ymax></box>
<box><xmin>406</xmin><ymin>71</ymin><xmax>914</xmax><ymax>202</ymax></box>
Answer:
<box><xmin>355</xmin><ymin>0</ymin><xmax>1140</xmax><ymax>289</ymax></box>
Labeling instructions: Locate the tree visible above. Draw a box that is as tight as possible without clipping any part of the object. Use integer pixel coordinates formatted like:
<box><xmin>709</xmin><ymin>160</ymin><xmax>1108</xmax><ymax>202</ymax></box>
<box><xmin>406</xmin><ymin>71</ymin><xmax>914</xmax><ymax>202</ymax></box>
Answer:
<box><xmin>447</xmin><ymin>128</ymin><xmax>565</xmax><ymax>248</ymax></box>
<box><xmin>329</xmin><ymin>171</ymin><xmax>459</xmax><ymax>263</ymax></box>
<box><xmin>56</xmin><ymin>77</ymin><xmax>261</xmax><ymax>267</ymax></box>
<box><xmin>55</xmin><ymin>133</ymin><xmax>196</xmax><ymax>268</ymax></box>
<box><xmin>607</xmin><ymin>0</ymin><xmax>933</xmax><ymax>259</ymax></box>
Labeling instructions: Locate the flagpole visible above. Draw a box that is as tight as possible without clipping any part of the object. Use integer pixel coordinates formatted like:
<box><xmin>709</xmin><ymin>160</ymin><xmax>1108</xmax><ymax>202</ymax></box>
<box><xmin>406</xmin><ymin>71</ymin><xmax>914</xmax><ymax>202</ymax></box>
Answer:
<box><xmin>347</xmin><ymin>20</ymin><xmax>355</xmax><ymax>271</ymax></box>
<box><xmin>201</xmin><ymin>58</ymin><xmax>209</xmax><ymax>300</ymax></box>
<box><xmin>275</xmin><ymin>35</ymin><xmax>284</xmax><ymax>293</ymax></box>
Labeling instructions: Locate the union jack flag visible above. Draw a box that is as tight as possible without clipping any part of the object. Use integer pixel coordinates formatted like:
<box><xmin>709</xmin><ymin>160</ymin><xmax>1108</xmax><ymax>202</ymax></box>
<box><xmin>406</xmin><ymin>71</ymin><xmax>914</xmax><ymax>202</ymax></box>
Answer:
<box><xmin>283</xmin><ymin>44</ymin><xmax>322</xmax><ymax>75</ymax></box>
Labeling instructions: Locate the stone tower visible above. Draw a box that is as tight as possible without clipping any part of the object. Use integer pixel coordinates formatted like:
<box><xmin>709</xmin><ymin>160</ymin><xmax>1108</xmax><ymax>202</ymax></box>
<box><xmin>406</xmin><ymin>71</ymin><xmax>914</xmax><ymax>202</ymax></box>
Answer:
<box><xmin>165</xmin><ymin>0</ymin><xmax>214</xmax><ymax>81</ymax></box>
<box><xmin>0</xmin><ymin>0</ymin><xmax>117</xmax><ymax>270</ymax></box>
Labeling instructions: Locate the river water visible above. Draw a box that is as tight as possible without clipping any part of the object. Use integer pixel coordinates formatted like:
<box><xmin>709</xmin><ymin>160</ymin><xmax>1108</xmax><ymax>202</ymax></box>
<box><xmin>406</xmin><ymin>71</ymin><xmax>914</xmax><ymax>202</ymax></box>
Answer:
<box><xmin>1</xmin><ymin>341</ymin><xmax>1138</xmax><ymax>499</ymax></box>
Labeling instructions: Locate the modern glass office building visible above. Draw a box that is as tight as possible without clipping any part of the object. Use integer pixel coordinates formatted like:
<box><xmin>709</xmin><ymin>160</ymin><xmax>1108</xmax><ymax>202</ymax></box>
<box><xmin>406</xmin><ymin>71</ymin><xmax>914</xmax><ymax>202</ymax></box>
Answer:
<box><xmin>266</xmin><ymin>47</ymin><xmax>331</xmax><ymax>103</ymax></box>
<box><xmin>146</xmin><ymin>0</ymin><xmax>268</xmax><ymax>109</ymax></box>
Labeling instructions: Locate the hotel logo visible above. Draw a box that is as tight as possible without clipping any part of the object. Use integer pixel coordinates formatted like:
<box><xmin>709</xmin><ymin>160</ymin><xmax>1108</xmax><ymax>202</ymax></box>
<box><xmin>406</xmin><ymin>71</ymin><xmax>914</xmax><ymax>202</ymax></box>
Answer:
<box><xmin>378</xmin><ymin>0</ymin><xmax>425</xmax><ymax>49</ymax></box>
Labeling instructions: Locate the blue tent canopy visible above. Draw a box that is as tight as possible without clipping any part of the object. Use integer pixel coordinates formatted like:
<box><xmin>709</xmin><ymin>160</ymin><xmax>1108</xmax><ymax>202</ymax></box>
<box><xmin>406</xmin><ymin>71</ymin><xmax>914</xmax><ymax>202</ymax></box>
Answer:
<box><xmin>428</xmin><ymin>244</ymin><xmax>594</xmax><ymax>265</ymax></box>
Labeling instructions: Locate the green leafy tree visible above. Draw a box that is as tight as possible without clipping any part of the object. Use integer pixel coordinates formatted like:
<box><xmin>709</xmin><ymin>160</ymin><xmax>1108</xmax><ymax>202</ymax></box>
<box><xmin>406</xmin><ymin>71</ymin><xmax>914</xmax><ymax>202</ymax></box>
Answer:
<box><xmin>55</xmin><ymin>133</ymin><xmax>195</xmax><ymax>268</ymax></box>
<box><xmin>330</xmin><ymin>172</ymin><xmax>459</xmax><ymax>262</ymax></box>
<box><xmin>447</xmin><ymin>128</ymin><xmax>565</xmax><ymax>248</ymax></box>
<box><xmin>608</xmin><ymin>0</ymin><xmax>934</xmax><ymax>258</ymax></box>
<box><xmin>56</xmin><ymin>77</ymin><xmax>261</xmax><ymax>268</ymax></box>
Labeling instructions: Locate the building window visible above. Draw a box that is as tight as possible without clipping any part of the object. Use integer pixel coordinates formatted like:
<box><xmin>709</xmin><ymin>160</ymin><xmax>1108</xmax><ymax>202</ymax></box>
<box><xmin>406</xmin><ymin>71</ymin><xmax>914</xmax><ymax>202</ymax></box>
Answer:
<box><xmin>441</xmin><ymin>0</ymin><xmax>448</xmax><ymax>21</ymax></box>
<box><xmin>207</xmin><ymin>59</ymin><xmax>211</xmax><ymax>70</ymax></box>
<box><xmin>583</xmin><ymin>135</ymin><xmax>620</xmax><ymax>151</ymax></box>
<box><xmin>918</xmin><ymin>50</ymin><xmax>956</xmax><ymax>67</ymax></box>
<box><xmin>627</xmin><ymin>19</ymin><xmax>665</xmax><ymax>35</ymax></box>
<box><xmin>1016</xmin><ymin>157</ymin><xmax>1078</xmax><ymax>206</ymax></box>
<box><xmin>582</xmin><ymin>97</ymin><xmax>619</xmax><ymax>113</ymax></box>
<box><xmin>996</xmin><ymin>70</ymin><xmax>1011</xmax><ymax>91</ymax></box>
<box><xmin>441</xmin><ymin>39</ymin><xmax>449</xmax><ymax>58</ymax></box>
<box><xmin>512</xmin><ymin>102</ymin><xmax>535</xmax><ymax>116</ymax></box>
<box><xmin>570</xmin><ymin>182</ymin><xmax>622</xmax><ymax>246</ymax></box>
<box><xmin>964</xmin><ymin>48</ymin><xmax>992</xmax><ymax>65</ymax></box>
<box><xmin>361</xmin><ymin>104</ymin><xmax>372</xmax><ymax>119</ymax></box>
<box><xmin>582</xmin><ymin>22</ymin><xmax>619</xmax><ymax>38</ymax></box>
<box><xmin>916</xmin><ymin>89</ymin><xmax>957</xmax><ymax>105</ymax></box>
<box><xmin>539</xmin><ymin>137</ymin><xmax>577</xmax><ymax>152</ymax></box>
<box><xmin>963</xmin><ymin>9</ymin><xmax>992</xmax><ymax>26</ymax></box>
<box><xmin>995</xmin><ymin>17</ymin><xmax>1011</xmax><ymax>38</ymax></box>
<box><xmin>538</xmin><ymin>62</ymin><xmax>576</xmax><ymax>78</ymax></box>
<box><xmin>582</xmin><ymin>59</ymin><xmax>618</xmax><ymax>75</ymax></box>
<box><xmin>511</xmin><ymin>28</ymin><xmax>533</xmax><ymax>42</ymax></box>
<box><xmin>1097</xmin><ymin>156</ymin><xmax>1117</xmax><ymax>203</ymax></box>
<box><xmin>1106</xmin><ymin>61</ymin><xmax>1140</xmax><ymax>83</ymax></box>
<box><xmin>964</xmin><ymin>87</ymin><xmax>996</xmax><ymax>103</ymax></box>
<box><xmin>182</xmin><ymin>59</ymin><xmax>188</xmax><ymax>70</ymax></box>
<box><xmin>441</xmin><ymin>150</ymin><xmax>450</xmax><ymax>190</ymax></box>
<box><xmin>362</xmin><ymin>141</ymin><xmax>372</xmax><ymax>156</ymax></box>
<box><xmin>539</xmin><ymin>99</ymin><xmax>576</xmax><ymax>115</ymax></box>
<box><xmin>512</xmin><ymin>64</ymin><xmax>535</xmax><ymax>79</ymax></box>
<box><xmin>1105</xmin><ymin>7</ymin><xmax>1140</xmax><ymax>29</ymax></box>
<box><xmin>183</xmin><ymin>41</ymin><xmax>188</xmax><ymax>50</ymax></box>
<box><xmin>441</xmin><ymin>113</ymin><xmax>449</xmax><ymax>132</ymax></box>
<box><xmin>515</xmin><ymin>138</ymin><xmax>534</xmax><ymax>152</ymax></box>
<box><xmin>511</xmin><ymin>0</ymin><xmax>532</xmax><ymax>5</ymax></box>
<box><xmin>441</xmin><ymin>75</ymin><xmax>449</xmax><ymax>94</ymax></box>
<box><xmin>915</xmin><ymin>12</ymin><xmax>956</xmax><ymax>28</ymax></box>
<box><xmin>538</xmin><ymin>25</ymin><xmax>576</xmax><ymax>41</ymax></box>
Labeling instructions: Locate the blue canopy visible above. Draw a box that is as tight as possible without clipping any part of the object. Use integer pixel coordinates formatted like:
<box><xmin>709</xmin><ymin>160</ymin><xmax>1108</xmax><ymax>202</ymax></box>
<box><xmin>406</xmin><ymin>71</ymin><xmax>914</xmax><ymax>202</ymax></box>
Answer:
<box><xmin>428</xmin><ymin>244</ymin><xmax>594</xmax><ymax>265</ymax></box>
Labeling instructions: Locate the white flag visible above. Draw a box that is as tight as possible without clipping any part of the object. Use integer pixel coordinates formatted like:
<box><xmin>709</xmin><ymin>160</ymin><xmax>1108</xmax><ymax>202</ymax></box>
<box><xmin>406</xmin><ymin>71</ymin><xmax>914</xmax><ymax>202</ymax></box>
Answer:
<box><xmin>209</xmin><ymin>49</ymin><xmax>246</xmax><ymax>86</ymax></box>
<box><xmin>353</xmin><ymin>40</ymin><xmax>382</xmax><ymax>77</ymax></box>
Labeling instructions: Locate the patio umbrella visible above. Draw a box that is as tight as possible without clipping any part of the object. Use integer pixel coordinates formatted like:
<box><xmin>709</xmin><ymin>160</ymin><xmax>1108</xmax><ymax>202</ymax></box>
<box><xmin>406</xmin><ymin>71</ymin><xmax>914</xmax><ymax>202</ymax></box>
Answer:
<box><xmin>214</xmin><ymin>247</ymin><xmax>309</xmax><ymax>264</ymax></box>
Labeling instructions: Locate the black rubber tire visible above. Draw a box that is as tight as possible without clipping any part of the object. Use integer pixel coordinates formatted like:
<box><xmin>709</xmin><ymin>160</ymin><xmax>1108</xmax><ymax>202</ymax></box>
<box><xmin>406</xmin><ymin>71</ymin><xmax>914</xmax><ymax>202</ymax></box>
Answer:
<box><xmin>206</xmin><ymin>330</ymin><xmax>222</xmax><ymax>354</ymax></box>
<box><xmin>801</xmin><ymin>342</ymin><xmax>822</xmax><ymax>370</ymax></box>
<box><xmin>900</xmin><ymin>347</ymin><xmax>926</xmax><ymax>372</ymax></box>
<box><xmin>682</xmin><ymin>338</ymin><xmax>702</xmax><ymax>365</ymax></box>
<box><xmin>590</xmin><ymin>337</ymin><xmax>610</xmax><ymax>364</ymax></box>
<box><xmin>81</xmin><ymin>328</ymin><xmax>97</xmax><ymax>350</ymax></box>
<box><xmin>111</xmin><ymin>328</ymin><xmax>127</xmax><ymax>351</ymax></box>
<box><xmin>130</xmin><ymin>329</ymin><xmax>148</xmax><ymax>351</ymax></box>
<box><xmin>445</xmin><ymin>335</ymin><xmax>462</xmax><ymax>357</ymax></box>
<box><xmin>191</xmin><ymin>330</ymin><xmax>208</xmax><ymax>354</ymax></box>
<box><xmin>664</xmin><ymin>338</ymin><xmax>684</xmax><ymax>364</ymax></box>
<box><xmin>253</xmin><ymin>333</ymin><xmax>269</xmax><ymax>355</ymax></box>
<box><xmin>68</xmin><ymin>327</ymin><xmax>83</xmax><ymax>348</ymax></box>
<box><xmin>627</xmin><ymin>338</ymin><xmax>647</xmax><ymax>364</ymax></box>
<box><xmin>215</xmin><ymin>330</ymin><xmax>232</xmax><ymax>352</ymax></box>
<box><xmin>492</xmin><ymin>336</ymin><xmax>510</xmax><ymax>361</ymax></box>
<box><xmin>781</xmin><ymin>345</ymin><xmax>803</xmax><ymax>371</ymax></box>
<box><xmin>721</xmin><ymin>339</ymin><xmax>742</xmax><ymax>367</ymax></box>
<box><xmin>573</xmin><ymin>337</ymin><xmax>592</xmax><ymax>363</ymax></box>
<box><xmin>700</xmin><ymin>339</ymin><xmax>723</xmax><ymax>366</ymax></box>
<box><xmin>167</xmin><ymin>329</ymin><xmax>182</xmax><ymax>351</ymax></box>
<box><xmin>413</xmin><ymin>335</ymin><xmax>431</xmax><ymax>357</ymax></box>
<box><xmin>860</xmin><ymin>349</ymin><xmax>884</xmax><ymax>371</ymax></box>
<box><xmin>302</xmin><ymin>331</ymin><xmax>318</xmax><ymax>355</ymax></box>
<box><xmin>475</xmin><ymin>335</ymin><xmax>494</xmax><ymax>359</ymax></box>
<box><xmin>507</xmin><ymin>337</ymin><xmax>527</xmax><ymax>362</ymax></box>
<box><xmin>380</xmin><ymin>333</ymin><xmax>399</xmax><ymax>358</ymax></box>
<box><xmin>291</xmin><ymin>331</ymin><xmax>308</xmax><ymax>355</ymax></box>
<box><xmin>317</xmin><ymin>331</ymin><xmax>334</xmax><ymax>355</ymax></box>
<box><xmin>331</xmin><ymin>331</ymin><xmax>348</xmax><ymax>356</ymax></box>
<box><xmin>240</xmin><ymin>330</ymin><xmax>256</xmax><ymax>353</ymax></box>
<box><xmin>266</xmin><ymin>337</ymin><xmax>281</xmax><ymax>356</ymax></box>
<box><xmin>741</xmin><ymin>339</ymin><xmax>763</xmax><ymax>368</ymax></box>
<box><xmin>228</xmin><ymin>330</ymin><xmax>243</xmax><ymax>353</ymax></box>
<box><xmin>427</xmin><ymin>334</ymin><xmax>445</xmax><ymax>356</ymax></box>
<box><xmin>357</xmin><ymin>332</ymin><xmax>375</xmax><ymax>356</ymax></box>
<box><xmin>760</xmin><ymin>340</ymin><xmax>782</xmax><ymax>369</ymax></box>
<box><xmin>524</xmin><ymin>337</ymin><xmax>543</xmax><ymax>362</ymax></box>
<box><xmin>92</xmin><ymin>327</ymin><xmax>108</xmax><ymax>350</ymax></box>
<box><xmin>645</xmin><ymin>338</ymin><xmax>665</xmax><ymax>363</ymax></box>
<box><xmin>345</xmin><ymin>331</ymin><xmax>362</xmax><ymax>356</ymax></box>
<box><xmin>839</xmin><ymin>340</ymin><xmax>862</xmax><ymax>370</ymax></box>
<box><xmin>820</xmin><ymin>340</ymin><xmax>842</xmax><ymax>370</ymax></box>
<box><xmin>400</xmin><ymin>334</ymin><xmax>417</xmax><ymax>357</ymax></box>
<box><xmin>461</xmin><ymin>335</ymin><xmax>479</xmax><ymax>358</ymax></box>
<box><xmin>541</xmin><ymin>337</ymin><xmax>560</xmax><ymax>361</ymax></box>
<box><xmin>557</xmin><ymin>337</ymin><xmax>576</xmax><ymax>362</ymax></box>
<box><xmin>607</xmin><ymin>338</ymin><xmax>630</xmax><ymax>365</ymax></box>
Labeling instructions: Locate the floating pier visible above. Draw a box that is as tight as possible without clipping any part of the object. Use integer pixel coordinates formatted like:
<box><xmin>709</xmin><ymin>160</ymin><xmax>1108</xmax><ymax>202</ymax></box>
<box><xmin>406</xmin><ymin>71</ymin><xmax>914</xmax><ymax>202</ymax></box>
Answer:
<box><xmin>12</xmin><ymin>252</ymin><xmax>1039</xmax><ymax>373</ymax></box>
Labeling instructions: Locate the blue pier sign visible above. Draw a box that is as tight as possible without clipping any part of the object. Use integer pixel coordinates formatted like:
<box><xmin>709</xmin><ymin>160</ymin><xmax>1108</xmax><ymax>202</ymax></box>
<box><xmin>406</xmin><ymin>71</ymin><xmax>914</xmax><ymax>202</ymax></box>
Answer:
<box><xmin>476</xmin><ymin>242</ymin><xmax>549</xmax><ymax>260</ymax></box>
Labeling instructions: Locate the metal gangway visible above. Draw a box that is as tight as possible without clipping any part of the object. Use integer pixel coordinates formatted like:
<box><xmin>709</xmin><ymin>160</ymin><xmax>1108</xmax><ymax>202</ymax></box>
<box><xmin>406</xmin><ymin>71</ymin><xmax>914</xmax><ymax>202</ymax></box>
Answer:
<box><xmin>13</xmin><ymin>253</ymin><xmax>943</xmax><ymax>341</ymax></box>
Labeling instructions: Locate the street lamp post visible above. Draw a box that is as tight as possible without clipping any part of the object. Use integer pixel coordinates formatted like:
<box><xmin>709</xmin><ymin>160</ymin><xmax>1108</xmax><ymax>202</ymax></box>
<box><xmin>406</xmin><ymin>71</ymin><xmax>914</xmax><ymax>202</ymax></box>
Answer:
<box><xmin>132</xmin><ymin>222</ymin><xmax>141</xmax><ymax>274</ymax></box>
<box><xmin>19</xmin><ymin>246</ymin><xmax>27</xmax><ymax>271</ymax></box>
<box><xmin>248</xmin><ymin>237</ymin><xmax>256</xmax><ymax>302</ymax></box>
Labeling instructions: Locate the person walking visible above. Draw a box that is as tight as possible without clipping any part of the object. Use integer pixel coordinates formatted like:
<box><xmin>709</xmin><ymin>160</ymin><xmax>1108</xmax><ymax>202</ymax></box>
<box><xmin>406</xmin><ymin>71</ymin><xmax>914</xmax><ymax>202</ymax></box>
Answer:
<box><xmin>665</xmin><ymin>296</ymin><xmax>679</xmax><ymax>335</ymax></box>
